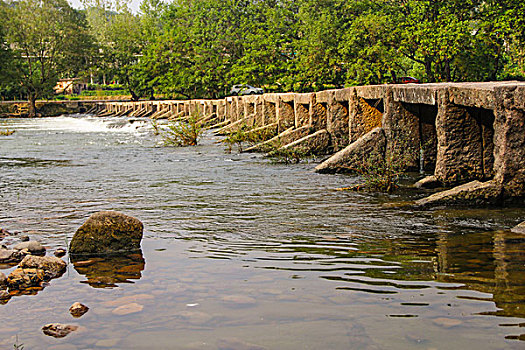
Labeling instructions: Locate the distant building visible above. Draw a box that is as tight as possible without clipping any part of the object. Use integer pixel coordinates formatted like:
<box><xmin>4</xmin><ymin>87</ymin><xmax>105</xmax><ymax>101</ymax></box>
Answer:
<box><xmin>54</xmin><ymin>78</ymin><xmax>87</xmax><ymax>95</ymax></box>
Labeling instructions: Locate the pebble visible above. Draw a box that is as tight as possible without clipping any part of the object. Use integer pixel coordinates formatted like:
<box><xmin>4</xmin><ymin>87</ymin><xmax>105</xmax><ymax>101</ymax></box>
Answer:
<box><xmin>112</xmin><ymin>302</ymin><xmax>143</xmax><ymax>315</ymax></box>
<box><xmin>102</xmin><ymin>293</ymin><xmax>154</xmax><ymax>307</ymax></box>
<box><xmin>432</xmin><ymin>317</ymin><xmax>463</xmax><ymax>328</ymax></box>
<box><xmin>54</xmin><ymin>248</ymin><xmax>67</xmax><ymax>257</ymax></box>
<box><xmin>222</xmin><ymin>295</ymin><xmax>257</xmax><ymax>307</ymax></box>
<box><xmin>42</xmin><ymin>323</ymin><xmax>79</xmax><ymax>338</ymax></box>
<box><xmin>217</xmin><ymin>337</ymin><xmax>266</xmax><ymax>350</ymax></box>
<box><xmin>69</xmin><ymin>302</ymin><xmax>89</xmax><ymax>318</ymax></box>
<box><xmin>0</xmin><ymin>289</ymin><xmax>11</xmax><ymax>301</ymax></box>
<box><xmin>20</xmin><ymin>235</ymin><xmax>29</xmax><ymax>242</ymax></box>
<box><xmin>94</xmin><ymin>338</ymin><xmax>121</xmax><ymax>348</ymax></box>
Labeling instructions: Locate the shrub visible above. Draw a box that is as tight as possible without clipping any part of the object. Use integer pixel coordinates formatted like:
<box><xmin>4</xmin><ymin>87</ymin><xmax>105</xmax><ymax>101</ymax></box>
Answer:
<box><xmin>266</xmin><ymin>145</ymin><xmax>310</xmax><ymax>164</ymax></box>
<box><xmin>162</xmin><ymin>113</ymin><xmax>203</xmax><ymax>147</ymax></box>
<box><xmin>352</xmin><ymin>137</ymin><xmax>415</xmax><ymax>193</ymax></box>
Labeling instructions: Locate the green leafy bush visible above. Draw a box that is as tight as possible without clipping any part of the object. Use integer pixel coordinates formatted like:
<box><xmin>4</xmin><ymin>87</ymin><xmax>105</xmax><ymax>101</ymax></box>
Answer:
<box><xmin>162</xmin><ymin>113</ymin><xmax>203</xmax><ymax>147</ymax></box>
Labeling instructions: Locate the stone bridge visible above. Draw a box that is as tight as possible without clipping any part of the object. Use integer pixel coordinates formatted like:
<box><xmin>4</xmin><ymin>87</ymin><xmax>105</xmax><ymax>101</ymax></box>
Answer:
<box><xmin>93</xmin><ymin>82</ymin><xmax>525</xmax><ymax>206</ymax></box>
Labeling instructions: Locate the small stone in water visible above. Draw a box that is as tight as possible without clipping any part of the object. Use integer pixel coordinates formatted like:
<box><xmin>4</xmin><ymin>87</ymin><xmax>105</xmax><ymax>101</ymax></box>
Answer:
<box><xmin>69</xmin><ymin>302</ymin><xmax>89</xmax><ymax>318</ymax></box>
<box><xmin>12</xmin><ymin>241</ymin><xmax>46</xmax><ymax>255</ymax></box>
<box><xmin>0</xmin><ymin>272</ymin><xmax>7</xmax><ymax>287</ymax></box>
<box><xmin>54</xmin><ymin>248</ymin><xmax>67</xmax><ymax>257</ymax></box>
<box><xmin>42</xmin><ymin>323</ymin><xmax>78</xmax><ymax>338</ymax></box>
<box><xmin>0</xmin><ymin>289</ymin><xmax>11</xmax><ymax>301</ymax></box>
<box><xmin>432</xmin><ymin>317</ymin><xmax>462</xmax><ymax>328</ymax></box>
<box><xmin>112</xmin><ymin>302</ymin><xmax>143</xmax><ymax>315</ymax></box>
<box><xmin>20</xmin><ymin>235</ymin><xmax>29</xmax><ymax>242</ymax></box>
<box><xmin>95</xmin><ymin>338</ymin><xmax>120</xmax><ymax>348</ymax></box>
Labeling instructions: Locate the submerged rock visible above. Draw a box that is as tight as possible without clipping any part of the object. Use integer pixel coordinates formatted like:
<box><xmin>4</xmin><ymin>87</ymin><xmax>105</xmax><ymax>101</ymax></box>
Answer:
<box><xmin>0</xmin><ymin>248</ymin><xmax>21</xmax><ymax>264</ymax></box>
<box><xmin>69</xmin><ymin>211</ymin><xmax>143</xmax><ymax>256</ymax></box>
<box><xmin>511</xmin><ymin>221</ymin><xmax>525</xmax><ymax>234</ymax></box>
<box><xmin>69</xmin><ymin>302</ymin><xmax>89</xmax><ymax>318</ymax></box>
<box><xmin>414</xmin><ymin>175</ymin><xmax>442</xmax><ymax>189</ymax></box>
<box><xmin>0</xmin><ymin>228</ymin><xmax>10</xmax><ymax>239</ymax></box>
<box><xmin>112</xmin><ymin>302</ymin><xmax>143</xmax><ymax>315</ymax></box>
<box><xmin>42</xmin><ymin>323</ymin><xmax>78</xmax><ymax>338</ymax></box>
<box><xmin>12</xmin><ymin>241</ymin><xmax>46</xmax><ymax>255</ymax></box>
<box><xmin>19</xmin><ymin>255</ymin><xmax>66</xmax><ymax>279</ymax></box>
<box><xmin>0</xmin><ymin>272</ymin><xmax>7</xmax><ymax>287</ymax></box>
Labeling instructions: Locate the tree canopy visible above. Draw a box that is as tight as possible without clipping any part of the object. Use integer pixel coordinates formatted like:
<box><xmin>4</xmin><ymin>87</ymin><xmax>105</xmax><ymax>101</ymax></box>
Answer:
<box><xmin>0</xmin><ymin>0</ymin><xmax>524</xmax><ymax>103</ymax></box>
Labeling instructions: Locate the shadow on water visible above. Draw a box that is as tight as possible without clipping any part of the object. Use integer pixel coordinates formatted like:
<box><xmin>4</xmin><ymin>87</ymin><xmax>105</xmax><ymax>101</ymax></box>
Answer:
<box><xmin>71</xmin><ymin>250</ymin><xmax>145</xmax><ymax>288</ymax></box>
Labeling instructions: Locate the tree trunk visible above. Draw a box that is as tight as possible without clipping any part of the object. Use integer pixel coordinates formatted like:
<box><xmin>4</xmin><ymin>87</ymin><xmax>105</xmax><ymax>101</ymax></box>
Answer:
<box><xmin>424</xmin><ymin>59</ymin><xmax>434</xmax><ymax>83</ymax></box>
<box><xmin>28</xmin><ymin>95</ymin><xmax>37</xmax><ymax>117</ymax></box>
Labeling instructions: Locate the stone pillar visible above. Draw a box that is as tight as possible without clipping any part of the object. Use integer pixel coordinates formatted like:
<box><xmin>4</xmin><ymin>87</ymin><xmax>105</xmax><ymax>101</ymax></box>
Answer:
<box><xmin>493</xmin><ymin>86</ymin><xmax>525</xmax><ymax>198</ymax></box>
<box><xmin>330</xmin><ymin>89</ymin><xmax>350</xmax><ymax>151</ymax></box>
<box><xmin>277</xmin><ymin>98</ymin><xmax>295</xmax><ymax>132</ymax></box>
<box><xmin>382</xmin><ymin>87</ymin><xmax>420</xmax><ymax>171</ymax></box>
<box><xmin>434</xmin><ymin>89</ymin><xmax>484</xmax><ymax>185</ymax></box>
<box><xmin>310</xmin><ymin>93</ymin><xmax>327</xmax><ymax>131</ymax></box>
<box><xmin>263</xmin><ymin>100</ymin><xmax>277</xmax><ymax>126</ymax></box>
<box><xmin>349</xmin><ymin>91</ymin><xmax>383</xmax><ymax>144</ymax></box>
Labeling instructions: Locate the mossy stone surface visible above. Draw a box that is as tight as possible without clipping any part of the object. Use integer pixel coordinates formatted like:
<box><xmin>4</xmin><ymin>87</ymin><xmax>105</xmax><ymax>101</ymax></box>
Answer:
<box><xmin>69</xmin><ymin>211</ymin><xmax>143</xmax><ymax>256</ymax></box>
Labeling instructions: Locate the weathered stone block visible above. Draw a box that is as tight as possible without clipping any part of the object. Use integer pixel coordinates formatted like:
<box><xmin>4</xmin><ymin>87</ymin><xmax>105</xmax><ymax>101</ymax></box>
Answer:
<box><xmin>415</xmin><ymin>180</ymin><xmax>502</xmax><ymax>207</ymax></box>
<box><xmin>278</xmin><ymin>100</ymin><xmax>295</xmax><ymax>132</ymax></box>
<box><xmin>382</xmin><ymin>91</ymin><xmax>420</xmax><ymax>171</ymax></box>
<box><xmin>349</xmin><ymin>95</ymin><xmax>383</xmax><ymax>143</ymax></box>
<box><xmin>493</xmin><ymin>86</ymin><xmax>525</xmax><ymax>198</ymax></box>
<box><xmin>435</xmin><ymin>91</ymin><xmax>484</xmax><ymax>185</ymax></box>
<box><xmin>328</xmin><ymin>99</ymin><xmax>349</xmax><ymax>151</ymax></box>
<box><xmin>315</xmin><ymin>127</ymin><xmax>386</xmax><ymax>174</ymax></box>
<box><xmin>310</xmin><ymin>102</ymin><xmax>327</xmax><ymax>130</ymax></box>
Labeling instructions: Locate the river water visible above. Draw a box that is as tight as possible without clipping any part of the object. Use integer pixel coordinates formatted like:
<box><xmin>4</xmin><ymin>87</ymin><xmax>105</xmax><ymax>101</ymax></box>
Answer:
<box><xmin>0</xmin><ymin>115</ymin><xmax>524</xmax><ymax>349</ymax></box>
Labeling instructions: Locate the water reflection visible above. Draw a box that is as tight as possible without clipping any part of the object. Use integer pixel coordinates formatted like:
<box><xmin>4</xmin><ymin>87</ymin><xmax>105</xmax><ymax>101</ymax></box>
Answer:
<box><xmin>436</xmin><ymin>230</ymin><xmax>525</xmax><ymax>318</ymax></box>
<box><xmin>72</xmin><ymin>250</ymin><xmax>145</xmax><ymax>288</ymax></box>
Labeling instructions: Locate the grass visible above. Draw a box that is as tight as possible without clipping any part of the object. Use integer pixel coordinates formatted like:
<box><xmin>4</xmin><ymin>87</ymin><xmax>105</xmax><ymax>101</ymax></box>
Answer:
<box><xmin>13</xmin><ymin>335</ymin><xmax>24</xmax><ymax>350</ymax></box>
<box><xmin>1</xmin><ymin>129</ymin><xmax>15</xmax><ymax>136</ymax></box>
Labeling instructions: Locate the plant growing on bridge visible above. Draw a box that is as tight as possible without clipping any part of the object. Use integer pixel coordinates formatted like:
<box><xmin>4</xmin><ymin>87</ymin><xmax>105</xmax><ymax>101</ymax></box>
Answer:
<box><xmin>266</xmin><ymin>146</ymin><xmax>311</xmax><ymax>165</ymax></box>
<box><xmin>162</xmin><ymin>112</ymin><xmax>203</xmax><ymax>147</ymax></box>
<box><xmin>222</xmin><ymin>123</ymin><xmax>276</xmax><ymax>153</ymax></box>
<box><xmin>341</xmin><ymin>137</ymin><xmax>415</xmax><ymax>193</ymax></box>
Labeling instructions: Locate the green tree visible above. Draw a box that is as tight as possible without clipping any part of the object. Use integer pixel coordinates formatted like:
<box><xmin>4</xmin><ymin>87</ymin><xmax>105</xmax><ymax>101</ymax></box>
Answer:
<box><xmin>4</xmin><ymin>0</ymin><xmax>94</xmax><ymax>115</ymax></box>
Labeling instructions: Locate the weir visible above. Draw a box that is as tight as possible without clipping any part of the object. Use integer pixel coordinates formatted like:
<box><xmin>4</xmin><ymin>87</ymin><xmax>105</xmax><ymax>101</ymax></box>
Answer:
<box><xmin>87</xmin><ymin>82</ymin><xmax>525</xmax><ymax>205</ymax></box>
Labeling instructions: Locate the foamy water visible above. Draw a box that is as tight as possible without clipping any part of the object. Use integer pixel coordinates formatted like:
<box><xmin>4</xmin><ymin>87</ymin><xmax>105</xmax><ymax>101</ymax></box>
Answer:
<box><xmin>8</xmin><ymin>115</ymin><xmax>150</xmax><ymax>133</ymax></box>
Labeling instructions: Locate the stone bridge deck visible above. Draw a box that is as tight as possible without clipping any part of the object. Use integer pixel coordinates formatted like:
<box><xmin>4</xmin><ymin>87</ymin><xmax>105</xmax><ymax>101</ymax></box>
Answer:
<box><xmin>95</xmin><ymin>81</ymin><xmax>525</xmax><ymax>206</ymax></box>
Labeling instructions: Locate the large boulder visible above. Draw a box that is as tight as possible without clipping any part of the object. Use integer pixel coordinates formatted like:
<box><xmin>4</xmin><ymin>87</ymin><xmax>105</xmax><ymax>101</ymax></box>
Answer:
<box><xmin>19</xmin><ymin>255</ymin><xmax>66</xmax><ymax>279</ymax></box>
<box><xmin>69</xmin><ymin>211</ymin><xmax>143</xmax><ymax>256</ymax></box>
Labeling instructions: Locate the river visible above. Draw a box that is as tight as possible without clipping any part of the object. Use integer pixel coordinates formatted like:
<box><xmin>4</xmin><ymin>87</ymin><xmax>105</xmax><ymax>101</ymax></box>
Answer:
<box><xmin>0</xmin><ymin>115</ymin><xmax>524</xmax><ymax>349</ymax></box>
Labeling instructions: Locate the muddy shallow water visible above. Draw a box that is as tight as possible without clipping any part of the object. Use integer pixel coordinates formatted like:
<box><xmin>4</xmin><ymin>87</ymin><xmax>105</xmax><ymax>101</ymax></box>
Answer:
<box><xmin>0</xmin><ymin>115</ymin><xmax>524</xmax><ymax>349</ymax></box>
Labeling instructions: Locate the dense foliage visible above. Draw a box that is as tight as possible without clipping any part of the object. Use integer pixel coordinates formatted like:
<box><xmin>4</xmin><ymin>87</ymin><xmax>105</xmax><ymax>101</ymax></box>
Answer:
<box><xmin>0</xmin><ymin>0</ymin><xmax>524</xmax><ymax>104</ymax></box>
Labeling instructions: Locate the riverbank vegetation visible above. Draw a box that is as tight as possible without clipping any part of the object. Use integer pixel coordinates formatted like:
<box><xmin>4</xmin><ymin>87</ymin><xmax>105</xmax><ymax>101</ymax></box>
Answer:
<box><xmin>1</xmin><ymin>0</ymin><xmax>524</xmax><ymax>115</ymax></box>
